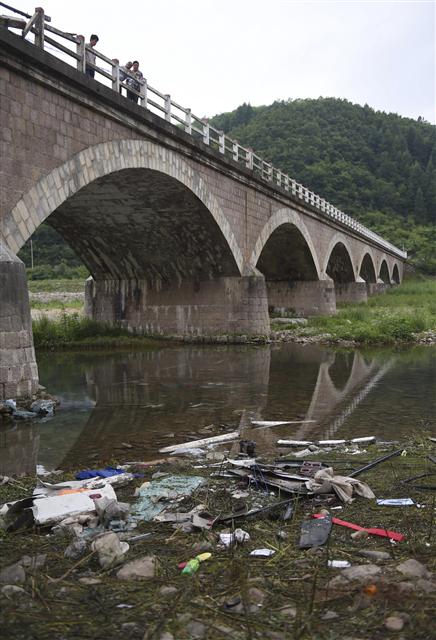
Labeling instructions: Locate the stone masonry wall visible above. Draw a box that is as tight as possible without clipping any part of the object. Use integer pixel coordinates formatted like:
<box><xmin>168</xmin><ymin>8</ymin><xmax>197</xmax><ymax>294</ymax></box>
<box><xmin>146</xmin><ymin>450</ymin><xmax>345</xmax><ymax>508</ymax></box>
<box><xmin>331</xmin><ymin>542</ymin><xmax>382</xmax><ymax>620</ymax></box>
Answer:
<box><xmin>0</xmin><ymin>244</ymin><xmax>38</xmax><ymax>400</ymax></box>
<box><xmin>85</xmin><ymin>276</ymin><xmax>270</xmax><ymax>339</ymax></box>
<box><xmin>266</xmin><ymin>281</ymin><xmax>336</xmax><ymax>316</ymax></box>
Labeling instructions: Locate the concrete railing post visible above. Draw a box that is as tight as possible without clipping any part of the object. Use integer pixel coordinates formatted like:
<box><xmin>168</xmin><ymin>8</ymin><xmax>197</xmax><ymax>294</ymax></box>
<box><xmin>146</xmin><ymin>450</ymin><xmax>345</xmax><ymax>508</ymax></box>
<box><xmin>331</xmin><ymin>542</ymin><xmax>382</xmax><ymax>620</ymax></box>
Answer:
<box><xmin>141</xmin><ymin>79</ymin><xmax>148</xmax><ymax>108</ymax></box>
<box><xmin>246</xmin><ymin>150</ymin><xmax>253</xmax><ymax>170</ymax></box>
<box><xmin>203</xmin><ymin>122</ymin><xmax>210</xmax><ymax>145</ymax></box>
<box><xmin>164</xmin><ymin>94</ymin><xmax>171</xmax><ymax>122</ymax></box>
<box><xmin>111</xmin><ymin>59</ymin><xmax>120</xmax><ymax>92</ymax></box>
<box><xmin>184</xmin><ymin>108</ymin><xmax>192</xmax><ymax>134</ymax></box>
<box><xmin>76</xmin><ymin>35</ymin><xmax>86</xmax><ymax>73</ymax></box>
<box><xmin>219</xmin><ymin>131</ymin><xmax>225</xmax><ymax>154</ymax></box>
<box><xmin>34</xmin><ymin>7</ymin><xmax>45</xmax><ymax>48</ymax></box>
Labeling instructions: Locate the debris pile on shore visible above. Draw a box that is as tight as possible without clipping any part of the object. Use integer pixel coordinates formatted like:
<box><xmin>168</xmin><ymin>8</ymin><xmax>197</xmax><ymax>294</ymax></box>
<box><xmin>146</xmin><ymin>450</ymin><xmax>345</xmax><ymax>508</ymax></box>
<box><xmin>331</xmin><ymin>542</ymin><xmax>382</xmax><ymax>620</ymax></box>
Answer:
<box><xmin>0</xmin><ymin>426</ymin><xmax>435</xmax><ymax>639</ymax></box>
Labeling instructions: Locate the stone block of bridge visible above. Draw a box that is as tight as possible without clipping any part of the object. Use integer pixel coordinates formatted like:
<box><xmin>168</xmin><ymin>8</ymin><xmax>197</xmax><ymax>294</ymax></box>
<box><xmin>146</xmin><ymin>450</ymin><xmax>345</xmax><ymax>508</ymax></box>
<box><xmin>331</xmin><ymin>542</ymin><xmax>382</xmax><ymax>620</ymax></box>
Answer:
<box><xmin>85</xmin><ymin>275</ymin><xmax>270</xmax><ymax>340</ymax></box>
<box><xmin>367</xmin><ymin>283</ymin><xmax>388</xmax><ymax>296</ymax></box>
<box><xmin>335</xmin><ymin>281</ymin><xmax>368</xmax><ymax>305</ymax></box>
<box><xmin>0</xmin><ymin>244</ymin><xmax>38</xmax><ymax>400</ymax></box>
<box><xmin>266</xmin><ymin>280</ymin><xmax>336</xmax><ymax>316</ymax></box>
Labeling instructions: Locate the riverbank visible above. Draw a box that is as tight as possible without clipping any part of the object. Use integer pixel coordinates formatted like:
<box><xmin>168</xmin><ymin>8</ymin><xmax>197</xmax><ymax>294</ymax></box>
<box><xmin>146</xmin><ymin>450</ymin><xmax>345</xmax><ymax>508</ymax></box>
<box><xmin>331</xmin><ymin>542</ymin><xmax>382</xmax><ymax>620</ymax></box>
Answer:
<box><xmin>271</xmin><ymin>278</ymin><xmax>436</xmax><ymax>346</ymax></box>
<box><xmin>0</xmin><ymin>432</ymin><xmax>435</xmax><ymax>639</ymax></box>
<box><xmin>29</xmin><ymin>277</ymin><xmax>436</xmax><ymax>348</ymax></box>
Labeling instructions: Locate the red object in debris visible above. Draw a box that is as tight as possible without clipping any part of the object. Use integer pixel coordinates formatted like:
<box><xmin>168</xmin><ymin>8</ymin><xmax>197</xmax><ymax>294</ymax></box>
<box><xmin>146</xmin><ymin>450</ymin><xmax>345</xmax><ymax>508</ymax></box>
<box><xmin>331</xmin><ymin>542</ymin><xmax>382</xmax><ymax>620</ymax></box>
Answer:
<box><xmin>178</xmin><ymin>562</ymin><xmax>187</xmax><ymax>570</ymax></box>
<box><xmin>312</xmin><ymin>514</ymin><xmax>405</xmax><ymax>542</ymax></box>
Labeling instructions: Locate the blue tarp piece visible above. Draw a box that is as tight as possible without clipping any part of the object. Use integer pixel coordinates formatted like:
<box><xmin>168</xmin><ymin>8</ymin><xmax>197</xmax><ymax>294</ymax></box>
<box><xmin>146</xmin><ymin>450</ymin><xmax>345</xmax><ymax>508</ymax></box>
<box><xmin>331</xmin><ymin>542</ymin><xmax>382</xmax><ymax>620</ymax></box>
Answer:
<box><xmin>75</xmin><ymin>467</ymin><xmax>127</xmax><ymax>480</ymax></box>
<box><xmin>132</xmin><ymin>475</ymin><xmax>206</xmax><ymax>521</ymax></box>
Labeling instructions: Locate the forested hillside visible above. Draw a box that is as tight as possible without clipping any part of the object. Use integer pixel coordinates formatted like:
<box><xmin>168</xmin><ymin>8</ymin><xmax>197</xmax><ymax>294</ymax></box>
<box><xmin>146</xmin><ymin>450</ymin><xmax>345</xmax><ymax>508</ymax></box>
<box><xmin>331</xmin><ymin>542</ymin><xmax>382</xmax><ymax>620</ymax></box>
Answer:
<box><xmin>211</xmin><ymin>98</ymin><xmax>436</xmax><ymax>273</ymax></box>
<box><xmin>20</xmin><ymin>98</ymin><xmax>436</xmax><ymax>276</ymax></box>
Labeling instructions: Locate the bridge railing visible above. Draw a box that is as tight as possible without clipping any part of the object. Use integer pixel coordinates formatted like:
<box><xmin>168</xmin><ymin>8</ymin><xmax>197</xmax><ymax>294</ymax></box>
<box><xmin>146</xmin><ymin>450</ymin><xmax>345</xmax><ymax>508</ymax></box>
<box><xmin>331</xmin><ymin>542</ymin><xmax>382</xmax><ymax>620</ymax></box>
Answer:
<box><xmin>1</xmin><ymin>4</ymin><xmax>407</xmax><ymax>259</ymax></box>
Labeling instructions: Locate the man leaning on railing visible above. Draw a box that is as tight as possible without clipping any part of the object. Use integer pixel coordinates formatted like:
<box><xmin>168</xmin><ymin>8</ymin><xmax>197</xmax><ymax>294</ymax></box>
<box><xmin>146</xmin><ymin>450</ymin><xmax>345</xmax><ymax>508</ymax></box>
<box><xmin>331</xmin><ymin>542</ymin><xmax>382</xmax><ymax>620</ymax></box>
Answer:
<box><xmin>85</xmin><ymin>33</ymin><xmax>99</xmax><ymax>78</ymax></box>
<box><xmin>126</xmin><ymin>60</ymin><xmax>144</xmax><ymax>103</ymax></box>
<box><xmin>119</xmin><ymin>60</ymin><xmax>133</xmax><ymax>94</ymax></box>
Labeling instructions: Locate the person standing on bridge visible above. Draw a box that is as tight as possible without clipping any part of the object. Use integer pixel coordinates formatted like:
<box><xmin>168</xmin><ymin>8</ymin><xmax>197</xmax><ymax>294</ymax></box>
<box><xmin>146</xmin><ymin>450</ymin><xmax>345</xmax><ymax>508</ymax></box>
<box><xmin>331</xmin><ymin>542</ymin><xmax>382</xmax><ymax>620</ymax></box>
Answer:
<box><xmin>85</xmin><ymin>34</ymin><xmax>99</xmax><ymax>78</ymax></box>
<box><xmin>119</xmin><ymin>61</ymin><xmax>133</xmax><ymax>95</ymax></box>
<box><xmin>126</xmin><ymin>60</ymin><xmax>144</xmax><ymax>103</ymax></box>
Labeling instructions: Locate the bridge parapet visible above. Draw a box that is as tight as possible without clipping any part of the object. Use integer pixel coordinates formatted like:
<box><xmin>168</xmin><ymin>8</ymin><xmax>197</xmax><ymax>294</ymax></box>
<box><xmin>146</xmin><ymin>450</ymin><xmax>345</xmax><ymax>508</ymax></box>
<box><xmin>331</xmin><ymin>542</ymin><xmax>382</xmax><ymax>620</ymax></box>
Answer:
<box><xmin>2</xmin><ymin>3</ymin><xmax>406</xmax><ymax>260</ymax></box>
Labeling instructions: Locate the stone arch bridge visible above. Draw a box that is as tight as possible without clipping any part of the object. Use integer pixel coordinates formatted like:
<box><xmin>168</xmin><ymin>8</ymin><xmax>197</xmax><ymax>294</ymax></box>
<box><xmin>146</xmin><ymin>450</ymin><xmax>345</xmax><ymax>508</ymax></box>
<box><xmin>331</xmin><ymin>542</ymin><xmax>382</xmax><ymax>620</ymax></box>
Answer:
<box><xmin>0</xmin><ymin>26</ymin><xmax>406</xmax><ymax>399</ymax></box>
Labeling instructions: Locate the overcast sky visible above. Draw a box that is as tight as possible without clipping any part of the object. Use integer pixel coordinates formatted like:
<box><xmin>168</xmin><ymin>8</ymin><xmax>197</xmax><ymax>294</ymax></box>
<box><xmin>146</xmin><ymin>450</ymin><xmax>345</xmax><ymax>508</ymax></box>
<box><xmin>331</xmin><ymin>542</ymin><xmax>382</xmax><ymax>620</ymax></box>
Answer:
<box><xmin>18</xmin><ymin>0</ymin><xmax>436</xmax><ymax>124</ymax></box>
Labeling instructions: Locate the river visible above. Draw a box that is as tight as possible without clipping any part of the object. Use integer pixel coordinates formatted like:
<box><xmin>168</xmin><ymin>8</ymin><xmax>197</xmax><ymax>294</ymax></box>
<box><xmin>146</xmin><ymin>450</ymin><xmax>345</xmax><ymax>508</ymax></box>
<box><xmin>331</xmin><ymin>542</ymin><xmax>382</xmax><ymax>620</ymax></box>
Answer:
<box><xmin>1</xmin><ymin>344</ymin><xmax>434</xmax><ymax>476</ymax></box>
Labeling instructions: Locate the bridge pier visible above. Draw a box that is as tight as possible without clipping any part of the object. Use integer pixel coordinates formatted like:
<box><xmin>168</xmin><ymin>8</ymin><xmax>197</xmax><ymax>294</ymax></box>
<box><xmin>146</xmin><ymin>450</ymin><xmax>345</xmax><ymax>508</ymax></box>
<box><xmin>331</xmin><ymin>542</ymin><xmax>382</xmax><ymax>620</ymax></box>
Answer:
<box><xmin>367</xmin><ymin>281</ymin><xmax>389</xmax><ymax>296</ymax></box>
<box><xmin>85</xmin><ymin>274</ymin><xmax>270</xmax><ymax>340</ymax></box>
<box><xmin>266</xmin><ymin>280</ymin><xmax>336</xmax><ymax>316</ymax></box>
<box><xmin>0</xmin><ymin>245</ymin><xmax>39</xmax><ymax>400</ymax></box>
<box><xmin>335</xmin><ymin>280</ymin><xmax>368</xmax><ymax>305</ymax></box>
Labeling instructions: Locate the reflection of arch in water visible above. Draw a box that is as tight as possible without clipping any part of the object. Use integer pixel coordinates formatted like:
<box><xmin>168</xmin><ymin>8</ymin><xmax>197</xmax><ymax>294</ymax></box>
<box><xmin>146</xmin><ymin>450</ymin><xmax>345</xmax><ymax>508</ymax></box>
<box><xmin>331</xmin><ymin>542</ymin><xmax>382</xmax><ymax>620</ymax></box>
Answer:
<box><xmin>295</xmin><ymin>351</ymin><xmax>380</xmax><ymax>439</ymax></box>
<box><xmin>0</xmin><ymin>422</ymin><xmax>39</xmax><ymax>476</ymax></box>
<box><xmin>321</xmin><ymin>359</ymin><xmax>395</xmax><ymax>439</ymax></box>
<box><xmin>60</xmin><ymin>346</ymin><xmax>271</xmax><ymax>468</ymax></box>
<box><xmin>328</xmin><ymin>352</ymin><xmax>356</xmax><ymax>393</ymax></box>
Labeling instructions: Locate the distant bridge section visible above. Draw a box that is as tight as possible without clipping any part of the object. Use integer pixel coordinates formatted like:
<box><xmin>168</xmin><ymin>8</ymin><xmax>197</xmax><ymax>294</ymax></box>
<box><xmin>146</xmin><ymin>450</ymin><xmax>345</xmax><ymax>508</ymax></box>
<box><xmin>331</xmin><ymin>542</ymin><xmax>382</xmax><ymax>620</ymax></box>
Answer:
<box><xmin>0</xmin><ymin>6</ymin><xmax>406</xmax><ymax>399</ymax></box>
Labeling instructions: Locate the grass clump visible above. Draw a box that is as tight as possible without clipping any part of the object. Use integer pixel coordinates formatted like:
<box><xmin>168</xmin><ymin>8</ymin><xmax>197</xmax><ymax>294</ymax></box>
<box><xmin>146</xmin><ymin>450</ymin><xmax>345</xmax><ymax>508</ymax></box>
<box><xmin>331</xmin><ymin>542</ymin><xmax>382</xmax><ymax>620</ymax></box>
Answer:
<box><xmin>33</xmin><ymin>312</ymin><xmax>155</xmax><ymax>349</ymax></box>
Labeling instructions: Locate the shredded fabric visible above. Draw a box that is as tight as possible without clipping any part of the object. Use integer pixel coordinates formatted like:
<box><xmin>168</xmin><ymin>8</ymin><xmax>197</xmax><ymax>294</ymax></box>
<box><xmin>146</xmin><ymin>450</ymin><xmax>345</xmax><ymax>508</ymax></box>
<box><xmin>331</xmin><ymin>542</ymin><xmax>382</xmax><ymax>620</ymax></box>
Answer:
<box><xmin>305</xmin><ymin>467</ymin><xmax>375</xmax><ymax>503</ymax></box>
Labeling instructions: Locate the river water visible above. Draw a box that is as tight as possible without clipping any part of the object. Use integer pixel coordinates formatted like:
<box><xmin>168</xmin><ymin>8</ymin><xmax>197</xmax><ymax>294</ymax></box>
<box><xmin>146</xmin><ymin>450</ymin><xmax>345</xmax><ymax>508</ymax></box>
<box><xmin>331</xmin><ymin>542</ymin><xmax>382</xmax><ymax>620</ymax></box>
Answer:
<box><xmin>1</xmin><ymin>344</ymin><xmax>434</xmax><ymax>476</ymax></box>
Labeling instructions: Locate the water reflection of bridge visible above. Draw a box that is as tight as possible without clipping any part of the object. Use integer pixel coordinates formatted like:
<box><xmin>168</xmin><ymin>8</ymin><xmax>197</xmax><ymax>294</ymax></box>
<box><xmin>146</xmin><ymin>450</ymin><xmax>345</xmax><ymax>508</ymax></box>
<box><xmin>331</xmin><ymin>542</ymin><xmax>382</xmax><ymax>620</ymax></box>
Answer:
<box><xmin>59</xmin><ymin>345</ymin><xmax>393</xmax><ymax>469</ymax></box>
<box><xmin>0</xmin><ymin>345</ymin><xmax>397</xmax><ymax>475</ymax></box>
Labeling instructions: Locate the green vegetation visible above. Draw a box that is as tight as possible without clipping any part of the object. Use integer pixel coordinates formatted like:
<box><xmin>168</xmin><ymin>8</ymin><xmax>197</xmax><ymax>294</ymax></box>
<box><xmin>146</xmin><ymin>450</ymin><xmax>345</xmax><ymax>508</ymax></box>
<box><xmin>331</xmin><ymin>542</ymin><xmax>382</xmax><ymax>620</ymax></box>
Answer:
<box><xmin>28</xmin><ymin>278</ymin><xmax>85</xmax><ymax>293</ymax></box>
<box><xmin>30</xmin><ymin>299</ymin><xmax>83</xmax><ymax>310</ymax></box>
<box><xmin>211</xmin><ymin>98</ymin><xmax>436</xmax><ymax>273</ymax></box>
<box><xmin>272</xmin><ymin>278</ymin><xmax>436</xmax><ymax>344</ymax></box>
<box><xmin>33</xmin><ymin>313</ymin><xmax>156</xmax><ymax>349</ymax></box>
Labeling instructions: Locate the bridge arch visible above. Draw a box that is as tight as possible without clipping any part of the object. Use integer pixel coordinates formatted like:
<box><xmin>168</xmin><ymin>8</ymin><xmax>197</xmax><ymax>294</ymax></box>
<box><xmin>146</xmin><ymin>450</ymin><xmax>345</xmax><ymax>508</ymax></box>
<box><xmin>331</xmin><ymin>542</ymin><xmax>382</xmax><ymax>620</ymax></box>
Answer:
<box><xmin>392</xmin><ymin>263</ymin><xmax>400</xmax><ymax>284</ymax></box>
<box><xmin>359</xmin><ymin>251</ymin><xmax>377</xmax><ymax>283</ymax></box>
<box><xmin>250</xmin><ymin>208</ymin><xmax>321</xmax><ymax>279</ymax></box>
<box><xmin>379</xmin><ymin>259</ymin><xmax>391</xmax><ymax>284</ymax></box>
<box><xmin>4</xmin><ymin>139</ymin><xmax>244</xmax><ymax>277</ymax></box>
<box><xmin>324</xmin><ymin>234</ymin><xmax>356</xmax><ymax>282</ymax></box>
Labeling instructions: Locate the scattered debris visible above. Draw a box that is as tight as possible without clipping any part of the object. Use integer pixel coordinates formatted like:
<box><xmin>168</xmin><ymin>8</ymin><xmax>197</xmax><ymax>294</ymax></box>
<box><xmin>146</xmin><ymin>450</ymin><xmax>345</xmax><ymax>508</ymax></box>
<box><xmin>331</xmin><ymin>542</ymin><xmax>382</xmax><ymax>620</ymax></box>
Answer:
<box><xmin>277</xmin><ymin>436</ymin><xmax>376</xmax><ymax>447</ymax></box>
<box><xmin>180</xmin><ymin>552</ymin><xmax>211</xmax><ymax>576</ymax></box>
<box><xmin>376</xmin><ymin>498</ymin><xmax>414</xmax><ymax>506</ymax></box>
<box><xmin>239</xmin><ymin>440</ymin><xmax>256</xmax><ymax>456</ymax></box>
<box><xmin>32</xmin><ymin>480</ymin><xmax>117</xmax><ymax>525</ymax></box>
<box><xmin>250</xmin><ymin>549</ymin><xmax>275</xmax><ymax>557</ymax></box>
<box><xmin>300</xmin><ymin>514</ymin><xmax>332</xmax><ymax>548</ymax></box>
<box><xmin>251</xmin><ymin>420</ymin><xmax>315</xmax><ymax>428</ymax></box>
<box><xmin>132</xmin><ymin>475</ymin><xmax>205</xmax><ymax>522</ymax></box>
<box><xmin>305</xmin><ymin>467</ymin><xmax>375</xmax><ymax>503</ymax></box>
<box><xmin>328</xmin><ymin>560</ymin><xmax>351</xmax><ymax>568</ymax></box>
<box><xmin>349</xmin><ymin>449</ymin><xmax>402</xmax><ymax>477</ymax></box>
<box><xmin>313</xmin><ymin>514</ymin><xmax>405</xmax><ymax>542</ymax></box>
<box><xmin>30</xmin><ymin>399</ymin><xmax>56</xmax><ymax>416</ymax></box>
<box><xmin>91</xmin><ymin>532</ymin><xmax>129</xmax><ymax>569</ymax></box>
<box><xmin>219</xmin><ymin>529</ymin><xmax>250</xmax><ymax>547</ymax></box>
<box><xmin>159</xmin><ymin>431</ymin><xmax>239</xmax><ymax>454</ymax></box>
